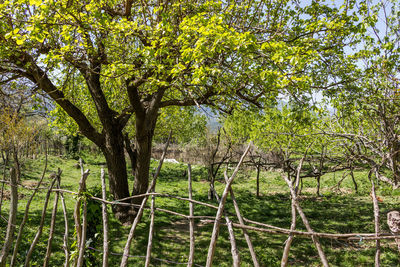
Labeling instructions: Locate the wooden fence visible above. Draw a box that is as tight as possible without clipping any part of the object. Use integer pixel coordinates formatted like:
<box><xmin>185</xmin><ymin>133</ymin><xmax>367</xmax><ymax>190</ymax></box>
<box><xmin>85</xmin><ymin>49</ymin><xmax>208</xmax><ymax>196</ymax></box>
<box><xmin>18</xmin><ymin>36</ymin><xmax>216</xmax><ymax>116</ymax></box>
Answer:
<box><xmin>0</xmin><ymin>141</ymin><xmax>399</xmax><ymax>267</ymax></box>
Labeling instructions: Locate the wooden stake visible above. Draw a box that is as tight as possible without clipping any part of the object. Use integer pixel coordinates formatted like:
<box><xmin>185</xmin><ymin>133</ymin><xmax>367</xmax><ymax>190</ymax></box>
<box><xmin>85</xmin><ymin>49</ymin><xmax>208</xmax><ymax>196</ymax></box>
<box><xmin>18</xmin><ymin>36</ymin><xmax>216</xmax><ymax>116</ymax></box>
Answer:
<box><xmin>24</xmin><ymin>174</ymin><xmax>57</xmax><ymax>267</ymax></box>
<box><xmin>76</xmin><ymin>164</ymin><xmax>90</xmax><ymax>267</ymax></box>
<box><xmin>0</xmin><ymin>168</ymin><xmax>18</xmax><ymax>267</ymax></box>
<box><xmin>144</xmin><ymin>190</ymin><xmax>155</xmax><ymax>267</ymax></box>
<box><xmin>370</xmin><ymin>171</ymin><xmax>381</xmax><ymax>267</ymax></box>
<box><xmin>211</xmin><ymin>184</ymin><xmax>240</xmax><ymax>267</ymax></box>
<box><xmin>283</xmin><ymin>175</ymin><xmax>329</xmax><ymax>267</ymax></box>
<box><xmin>11</xmin><ymin>148</ymin><xmax>48</xmax><ymax>267</ymax></box>
<box><xmin>57</xmin><ymin>170</ymin><xmax>70</xmax><ymax>267</ymax></box>
<box><xmin>101</xmin><ymin>168</ymin><xmax>109</xmax><ymax>267</ymax></box>
<box><xmin>43</xmin><ymin>169</ymin><xmax>62</xmax><ymax>267</ymax></box>
<box><xmin>223</xmin><ymin>172</ymin><xmax>259</xmax><ymax>267</ymax></box>
<box><xmin>206</xmin><ymin>142</ymin><xmax>251</xmax><ymax>267</ymax></box>
<box><xmin>187</xmin><ymin>164</ymin><xmax>195</xmax><ymax>267</ymax></box>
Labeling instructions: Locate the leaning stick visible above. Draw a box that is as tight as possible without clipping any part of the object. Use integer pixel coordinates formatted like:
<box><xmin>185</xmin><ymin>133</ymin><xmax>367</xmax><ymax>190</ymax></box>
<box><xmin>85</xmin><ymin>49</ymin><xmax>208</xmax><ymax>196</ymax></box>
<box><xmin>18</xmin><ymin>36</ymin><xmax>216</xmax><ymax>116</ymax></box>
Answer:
<box><xmin>187</xmin><ymin>164</ymin><xmax>195</xmax><ymax>267</ymax></box>
<box><xmin>24</xmin><ymin>175</ymin><xmax>58</xmax><ymax>267</ymax></box>
<box><xmin>101</xmin><ymin>168</ymin><xmax>109</xmax><ymax>267</ymax></box>
<box><xmin>200</xmin><ymin>220</ymin><xmax>400</xmax><ymax>241</ymax></box>
<box><xmin>144</xmin><ymin>190</ymin><xmax>156</xmax><ymax>267</ymax></box>
<box><xmin>370</xmin><ymin>171</ymin><xmax>381</xmax><ymax>267</ymax></box>
<box><xmin>281</xmin><ymin>153</ymin><xmax>306</xmax><ymax>267</ymax></box>
<box><xmin>206</xmin><ymin>143</ymin><xmax>251</xmax><ymax>267</ymax></box>
<box><xmin>0</xmin><ymin>152</ymin><xmax>8</xmax><ymax>216</ymax></box>
<box><xmin>10</xmin><ymin>150</ymin><xmax>48</xmax><ymax>267</ymax></box>
<box><xmin>223</xmin><ymin>172</ymin><xmax>259</xmax><ymax>267</ymax></box>
<box><xmin>281</xmin><ymin>199</ymin><xmax>296</xmax><ymax>267</ymax></box>
<box><xmin>283</xmin><ymin>175</ymin><xmax>329</xmax><ymax>267</ymax></box>
<box><xmin>120</xmin><ymin>132</ymin><xmax>171</xmax><ymax>267</ymax></box>
<box><xmin>0</xmin><ymin>168</ymin><xmax>18</xmax><ymax>267</ymax></box>
<box><xmin>211</xmin><ymin>184</ymin><xmax>240</xmax><ymax>267</ymax></box>
<box><xmin>76</xmin><ymin>166</ymin><xmax>90</xmax><ymax>267</ymax></box>
<box><xmin>43</xmin><ymin>170</ymin><xmax>62</xmax><ymax>267</ymax></box>
<box><xmin>57</xmin><ymin>171</ymin><xmax>70</xmax><ymax>267</ymax></box>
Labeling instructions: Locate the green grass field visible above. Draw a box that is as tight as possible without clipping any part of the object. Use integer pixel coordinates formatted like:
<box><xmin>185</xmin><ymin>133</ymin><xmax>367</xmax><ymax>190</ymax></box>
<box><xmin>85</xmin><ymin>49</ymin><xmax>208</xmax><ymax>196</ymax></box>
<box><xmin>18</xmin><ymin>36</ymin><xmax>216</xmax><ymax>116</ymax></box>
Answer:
<box><xmin>1</xmin><ymin>154</ymin><xmax>400</xmax><ymax>266</ymax></box>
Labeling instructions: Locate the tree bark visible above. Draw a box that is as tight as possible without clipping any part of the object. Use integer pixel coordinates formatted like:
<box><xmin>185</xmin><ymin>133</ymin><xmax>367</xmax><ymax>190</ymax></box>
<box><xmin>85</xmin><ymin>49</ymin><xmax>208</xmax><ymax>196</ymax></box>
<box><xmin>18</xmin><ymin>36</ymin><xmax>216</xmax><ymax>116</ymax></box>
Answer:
<box><xmin>101</xmin><ymin>130</ymin><xmax>134</xmax><ymax>224</ymax></box>
<box><xmin>131</xmin><ymin>113</ymin><xmax>157</xmax><ymax>208</ymax></box>
<box><xmin>0</xmin><ymin>168</ymin><xmax>17</xmax><ymax>267</ymax></box>
<box><xmin>124</xmin><ymin>134</ymin><xmax>137</xmax><ymax>177</ymax></box>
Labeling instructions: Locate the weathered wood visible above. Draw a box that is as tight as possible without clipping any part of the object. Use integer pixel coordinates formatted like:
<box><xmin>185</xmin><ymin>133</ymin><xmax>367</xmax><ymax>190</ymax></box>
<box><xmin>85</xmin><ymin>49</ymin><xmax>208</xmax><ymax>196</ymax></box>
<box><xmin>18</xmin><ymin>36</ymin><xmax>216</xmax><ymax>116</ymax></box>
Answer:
<box><xmin>282</xmin><ymin>153</ymin><xmax>306</xmax><ymax>267</ymax></box>
<box><xmin>24</xmin><ymin>174</ymin><xmax>57</xmax><ymax>267</ymax></box>
<box><xmin>200</xmin><ymin>219</ymin><xmax>400</xmax><ymax>240</ymax></box>
<box><xmin>43</xmin><ymin>170</ymin><xmax>61</xmax><ymax>267</ymax></box>
<box><xmin>211</xmin><ymin>185</ymin><xmax>240</xmax><ymax>267</ymax></box>
<box><xmin>187</xmin><ymin>164</ymin><xmax>195</xmax><ymax>267</ymax></box>
<box><xmin>101</xmin><ymin>168</ymin><xmax>109</xmax><ymax>267</ymax></box>
<box><xmin>76</xmin><ymin>162</ymin><xmax>90</xmax><ymax>267</ymax></box>
<box><xmin>144</xmin><ymin>191</ymin><xmax>155</xmax><ymax>267</ymax></box>
<box><xmin>223</xmin><ymin>172</ymin><xmax>259</xmax><ymax>267</ymax></box>
<box><xmin>206</xmin><ymin>142</ymin><xmax>251</xmax><ymax>267</ymax></box>
<box><xmin>10</xmin><ymin>150</ymin><xmax>48</xmax><ymax>267</ymax></box>
<box><xmin>0</xmin><ymin>151</ymin><xmax>8</xmax><ymax>216</ymax></box>
<box><xmin>120</xmin><ymin>132</ymin><xmax>171</xmax><ymax>267</ymax></box>
<box><xmin>256</xmin><ymin>162</ymin><xmax>260</xmax><ymax>198</ymax></box>
<box><xmin>283</xmin><ymin>175</ymin><xmax>329</xmax><ymax>267</ymax></box>
<box><xmin>370</xmin><ymin>172</ymin><xmax>380</xmax><ymax>267</ymax></box>
<box><xmin>281</xmin><ymin>199</ymin><xmax>296</xmax><ymax>267</ymax></box>
<box><xmin>57</xmin><ymin>171</ymin><xmax>70</xmax><ymax>267</ymax></box>
<box><xmin>0</xmin><ymin>168</ymin><xmax>18</xmax><ymax>267</ymax></box>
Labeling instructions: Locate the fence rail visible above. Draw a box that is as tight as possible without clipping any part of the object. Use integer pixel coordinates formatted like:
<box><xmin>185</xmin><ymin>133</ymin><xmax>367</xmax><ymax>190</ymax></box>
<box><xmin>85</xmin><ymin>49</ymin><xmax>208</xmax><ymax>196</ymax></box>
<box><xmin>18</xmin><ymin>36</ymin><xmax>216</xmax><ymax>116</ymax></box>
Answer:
<box><xmin>0</xmin><ymin>141</ymin><xmax>399</xmax><ymax>266</ymax></box>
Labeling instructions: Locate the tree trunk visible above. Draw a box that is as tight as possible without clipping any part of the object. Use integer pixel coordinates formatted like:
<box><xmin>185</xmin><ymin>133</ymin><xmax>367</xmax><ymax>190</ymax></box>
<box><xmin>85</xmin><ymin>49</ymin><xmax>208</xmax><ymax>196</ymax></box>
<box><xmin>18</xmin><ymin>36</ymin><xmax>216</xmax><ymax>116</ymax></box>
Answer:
<box><xmin>12</xmin><ymin>145</ymin><xmax>21</xmax><ymax>182</ymax></box>
<box><xmin>101</xmin><ymin>130</ymin><xmax>134</xmax><ymax>224</ymax></box>
<box><xmin>131</xmin><ymin>114</ymin><xmax>157</xmax><ymax>207</ymax></box>
<box><xmin>124</xmin><ymin>134</ymin><xmax>137</xmax><ymax>177</ymax></box>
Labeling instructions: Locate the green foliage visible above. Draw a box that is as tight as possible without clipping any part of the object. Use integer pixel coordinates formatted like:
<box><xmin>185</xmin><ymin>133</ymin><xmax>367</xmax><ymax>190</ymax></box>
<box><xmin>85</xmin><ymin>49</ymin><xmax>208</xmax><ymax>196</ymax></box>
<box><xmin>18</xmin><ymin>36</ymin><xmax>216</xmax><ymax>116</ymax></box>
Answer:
<box><xmin>154</xmin><ymin>106</ymin><xmax>207</xmax><ymax>144</ymax></box>
<box><xmin>0</xmin><ymin>0</ymin><xmax>367</xmax><ymax>141</ymax></box>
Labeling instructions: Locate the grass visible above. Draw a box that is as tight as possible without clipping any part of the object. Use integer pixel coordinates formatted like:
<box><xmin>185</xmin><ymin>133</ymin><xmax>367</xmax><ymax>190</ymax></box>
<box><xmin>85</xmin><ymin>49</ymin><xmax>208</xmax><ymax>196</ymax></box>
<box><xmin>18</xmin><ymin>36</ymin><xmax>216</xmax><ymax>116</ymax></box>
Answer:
<box><xmin>0</xmin><ymin>153</ymin><xmax>400</xmax><ymax>266</ymax></box>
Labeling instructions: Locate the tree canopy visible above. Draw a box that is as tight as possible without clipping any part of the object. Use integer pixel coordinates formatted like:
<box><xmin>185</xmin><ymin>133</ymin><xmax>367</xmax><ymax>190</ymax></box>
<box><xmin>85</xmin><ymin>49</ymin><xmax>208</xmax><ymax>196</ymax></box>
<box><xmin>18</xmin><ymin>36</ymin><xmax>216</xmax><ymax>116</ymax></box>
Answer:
<box><xmin>0</xmin><ymin>0</ymin><xmax>367</xmax><ymax>222</ymax></box>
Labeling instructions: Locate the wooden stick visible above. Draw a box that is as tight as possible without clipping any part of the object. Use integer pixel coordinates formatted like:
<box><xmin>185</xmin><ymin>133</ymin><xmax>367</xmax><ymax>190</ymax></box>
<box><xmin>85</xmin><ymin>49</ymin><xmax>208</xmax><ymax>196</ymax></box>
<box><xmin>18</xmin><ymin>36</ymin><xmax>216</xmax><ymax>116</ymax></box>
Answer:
<box><xmin>0</xmin><ymin>152</ymin><xmax>8</xmax><ymax>216</ymax></box>
<box><xmin>10</xmin><ymin>149</ymin><xmax>48</xmax><ymax>267</ymax></box>
<box><xmin>120</xmin><ymin>132</ymin><xmax>171</xmax><ymax>267</ymax></box>
<box><xmin>223</xmin><ymin>172</ymin><xmax>259</xmax><ymax>267</ymax></box>
<box><xmin>57</xmin><ymin>170</ymin><xmax>70</xmax><ymax>267</ymax></box>
<box><xmin>200</xmin><ymin>219</ymin><xmax>400</xmax><ymax>240</ymax></box>
<box><xmin>281</xmin><ymin>199</ymin><xmax>296</xmax><ymax>267</ymax></box>
<box><xmin>144</xmin><ymin>190</ymin><xmax>155</xmax><ymax>267</ymax></box>
<box><xmin>211</xmin><ymin>184</ymin><xmax>240</xmax><ymax>267</ymax></box>
<box><xmin>0</xmin><ymin>168</ymin><xmax>18</xmax><ymax>267</ymax></box>
<box><xmin>43</xmin><ymin>169</ymin><xmax>61</xmax><ymax>267</ymax></box>
<box><xmin>206</xmin><ymin>142</ymin><xmax>251</xmax><ymax>267</ymax></box>
<box><xmin>283</xmin><ymin>175</ymin><xmax>329</xmax><ymax>267</ymax></box>
<box><xmin>370</xmin><ymin>171</ymin><xmax>380</xmax><ymax>267</ymax></box>
<box><xmin>101</xmin><ymin>168</ymin><xmax>109</xmax><ymax>267</ymax></box>
<box><xmin>281</xmin><ymin>153</ymin><xmax>306</xmax><ymax>267</ymax></box>
<box><xmin>24</xmin><ymin>175</ymin><xmax>57</xmax><ymax>267</ymax></box>
<box><xmin>76</xmin><ymin>167</ymin><xmax>90</xmax><ymax>267</ymax></box>
<box><xmin>187</xmin><ymin>164</ymin><xmax>195</xmax><ymax>267</ymax></box>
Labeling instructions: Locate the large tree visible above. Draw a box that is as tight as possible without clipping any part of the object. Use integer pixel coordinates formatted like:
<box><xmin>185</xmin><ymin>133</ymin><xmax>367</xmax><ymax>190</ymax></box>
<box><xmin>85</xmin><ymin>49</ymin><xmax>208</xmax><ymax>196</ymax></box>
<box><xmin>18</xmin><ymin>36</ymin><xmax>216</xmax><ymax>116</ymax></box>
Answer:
<box><xmin>0</xmin><ymin>0</ymin><xmax>361</xmax><ymax>222</ymax></box>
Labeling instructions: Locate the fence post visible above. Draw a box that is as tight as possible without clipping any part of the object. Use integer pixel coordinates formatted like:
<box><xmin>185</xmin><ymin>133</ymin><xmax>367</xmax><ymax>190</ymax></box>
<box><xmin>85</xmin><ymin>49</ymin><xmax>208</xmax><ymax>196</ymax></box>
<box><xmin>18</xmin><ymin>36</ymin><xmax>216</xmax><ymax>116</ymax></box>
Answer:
<box><xmin>75</xmin><ymin>161</ymin><xmax>90</xmax><ymax>267</ymax></box>
<box><xmin>10</xmin><ymin>148</ymin><xmax>48</xmax><ymax>267</ymax></box>
<box><xmin>43</xmin><ymin>169</ymin><xmax>62</xmax><ymax>267</ymax></box>
<box><xmin>187</xmin><ymin>164</ymin><xmax>195</xmax><ymax>267</ymax></box>
<box><xmin>0</xmin><ymin>168</ymin><xmax>18</xmax><ymax>267</ymax></box>
<box><xmin>101</xmin><ymin>168</ymin><xmax>109</xmax><ymax>267</ymax></box>
<box><xmin>206</xmin><ymin>142</ymin><xmax>251</xmax><ymax>267</ymax></box>
<box><xmin>24</xmin><ymin>172</ymin><xmax>58</xmax><ymax>266</ymax></box>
